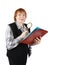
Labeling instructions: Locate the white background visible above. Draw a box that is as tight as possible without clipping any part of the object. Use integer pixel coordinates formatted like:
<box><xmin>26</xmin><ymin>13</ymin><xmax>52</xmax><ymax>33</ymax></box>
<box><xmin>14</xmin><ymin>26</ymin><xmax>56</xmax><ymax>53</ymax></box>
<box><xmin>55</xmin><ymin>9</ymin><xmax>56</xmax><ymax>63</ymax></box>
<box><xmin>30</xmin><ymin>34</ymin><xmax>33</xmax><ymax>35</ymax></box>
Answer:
<box><xmin>0</xmin><ymin>0</ymin><xmax>57</xmax><ymax>65</ymax></box>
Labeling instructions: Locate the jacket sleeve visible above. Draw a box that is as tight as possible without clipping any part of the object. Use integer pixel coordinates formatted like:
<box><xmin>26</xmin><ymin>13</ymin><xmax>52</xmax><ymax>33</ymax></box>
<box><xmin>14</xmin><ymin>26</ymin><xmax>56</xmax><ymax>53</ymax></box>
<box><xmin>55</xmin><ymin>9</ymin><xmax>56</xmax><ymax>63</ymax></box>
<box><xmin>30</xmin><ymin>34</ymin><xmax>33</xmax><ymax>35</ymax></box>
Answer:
<box><xmin>5</xmin><ymin>25</ymin><xmax>24</xmax><ymax>50</ymax></box>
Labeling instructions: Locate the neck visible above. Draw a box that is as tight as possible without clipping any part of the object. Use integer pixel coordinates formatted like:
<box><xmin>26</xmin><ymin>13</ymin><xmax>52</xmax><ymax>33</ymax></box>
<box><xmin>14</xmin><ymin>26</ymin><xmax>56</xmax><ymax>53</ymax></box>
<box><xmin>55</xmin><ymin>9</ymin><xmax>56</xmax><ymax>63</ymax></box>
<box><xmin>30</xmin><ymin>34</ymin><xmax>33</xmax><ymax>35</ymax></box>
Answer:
<box><xmin>19</xmin><ymin>22</ymin><xmax>23</xmax><ymax>26</ymax></box>
<box><xmin>15</xmin><ymin>21</ymin><xmax>24</xmax><ymax>27</ymax></box>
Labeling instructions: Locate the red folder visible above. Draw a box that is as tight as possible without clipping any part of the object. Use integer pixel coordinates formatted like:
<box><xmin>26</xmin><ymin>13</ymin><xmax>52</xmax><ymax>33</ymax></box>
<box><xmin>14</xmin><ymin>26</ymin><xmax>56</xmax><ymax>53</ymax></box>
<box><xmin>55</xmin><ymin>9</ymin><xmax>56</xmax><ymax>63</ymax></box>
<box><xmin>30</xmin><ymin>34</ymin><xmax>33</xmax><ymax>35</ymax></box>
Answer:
<box><xmin>20</xmin><ymin>27</ymin><xmax>48</xmax><ymax>45</ymax></box>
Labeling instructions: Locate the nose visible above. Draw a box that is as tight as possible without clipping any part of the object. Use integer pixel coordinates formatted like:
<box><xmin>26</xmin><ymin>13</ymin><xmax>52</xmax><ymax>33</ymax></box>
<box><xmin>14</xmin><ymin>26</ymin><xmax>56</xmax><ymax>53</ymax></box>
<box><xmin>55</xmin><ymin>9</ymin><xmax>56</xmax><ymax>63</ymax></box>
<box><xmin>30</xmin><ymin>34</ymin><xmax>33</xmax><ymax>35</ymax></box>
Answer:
<box><xmin>20</xmin><ymin>15</ymin><xmax>24</xmax><ymax>18</ymax></box>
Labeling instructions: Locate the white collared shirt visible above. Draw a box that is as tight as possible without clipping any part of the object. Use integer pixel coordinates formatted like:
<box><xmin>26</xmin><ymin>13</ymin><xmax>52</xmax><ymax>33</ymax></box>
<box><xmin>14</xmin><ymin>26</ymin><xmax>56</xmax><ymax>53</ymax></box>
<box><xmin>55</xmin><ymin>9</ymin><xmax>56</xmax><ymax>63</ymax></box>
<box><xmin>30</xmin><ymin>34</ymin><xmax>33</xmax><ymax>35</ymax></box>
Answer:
<box><xmin>5</xmin><ymin>21</ymin><xmax>29</xmax><ymax>50</ymax></box>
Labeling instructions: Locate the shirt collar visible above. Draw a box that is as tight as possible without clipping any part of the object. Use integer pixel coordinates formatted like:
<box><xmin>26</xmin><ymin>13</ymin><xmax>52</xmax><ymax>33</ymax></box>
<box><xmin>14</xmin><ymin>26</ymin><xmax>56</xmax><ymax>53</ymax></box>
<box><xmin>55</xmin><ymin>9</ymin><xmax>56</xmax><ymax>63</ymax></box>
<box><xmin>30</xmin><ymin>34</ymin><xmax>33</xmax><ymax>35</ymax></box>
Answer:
<box><xmin>15</xmin><ymin>21</ymin><xmax>24</xmax><ymax>29</ymax></box>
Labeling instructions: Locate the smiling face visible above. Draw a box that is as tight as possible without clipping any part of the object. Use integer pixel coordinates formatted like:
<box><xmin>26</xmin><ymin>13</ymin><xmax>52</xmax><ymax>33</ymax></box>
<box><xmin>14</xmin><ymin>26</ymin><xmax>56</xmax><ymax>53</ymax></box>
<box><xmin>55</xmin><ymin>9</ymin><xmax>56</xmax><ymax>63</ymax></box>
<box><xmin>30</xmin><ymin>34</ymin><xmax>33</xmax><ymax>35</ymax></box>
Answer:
<box><xmin>15</xmin><ymin>12</ymin><xmax>26</xmax><ymax>24</ymax></box>
<box><xmin>14</xmin><ymin>8</ymin><xmax>27</xmax><ymax>24</ymax></box>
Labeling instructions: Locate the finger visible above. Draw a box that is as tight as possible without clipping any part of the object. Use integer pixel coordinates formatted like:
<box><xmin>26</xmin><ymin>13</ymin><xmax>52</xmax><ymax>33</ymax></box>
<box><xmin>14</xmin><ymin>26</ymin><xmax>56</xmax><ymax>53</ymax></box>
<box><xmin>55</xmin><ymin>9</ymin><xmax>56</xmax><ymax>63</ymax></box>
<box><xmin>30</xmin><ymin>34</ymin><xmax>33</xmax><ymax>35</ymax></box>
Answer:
<box><xmin>35</xmin><ymin>37</ymin><xmax>40</xmax><ymax>41</ymax></box>
<box><xmin>35</xmin><ymin>39</ymin><xmax>41</xmax><ymax>44</ymax></box>
<box><xmin>35</xmin><ymin>39</ymin><xmax>39</xmax><ymax>42</ymax></box>
<box><xmin>34</xmin><ymin>37</ymin><xmax>41</xmax><ymax>43</ymax></box>
<box><xmin>36</xmin><ymin>38</ymin><xmax>41</xmax><ymax>43</ymax></box>
<box><xmin>39</xmin><ymin>36</ymin><xmax>41</xmax><ymax>39</ymax></box>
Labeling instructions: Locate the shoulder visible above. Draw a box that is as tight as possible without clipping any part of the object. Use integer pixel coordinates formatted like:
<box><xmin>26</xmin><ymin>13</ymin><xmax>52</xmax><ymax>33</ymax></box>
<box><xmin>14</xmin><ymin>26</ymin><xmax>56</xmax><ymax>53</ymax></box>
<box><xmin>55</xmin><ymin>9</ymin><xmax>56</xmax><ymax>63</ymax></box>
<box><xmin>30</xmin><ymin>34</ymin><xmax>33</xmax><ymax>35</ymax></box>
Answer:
<box><xmin>9</xmin><ymin>22</ymin><xmax>15</xmax><ymax>26</ymax></box>
<box><xmin>5</xmin><ymin>25</ymin><xmax>11</xmax><ymax>33</ymax></box>
<box><xmin>8</xmin><ymin>22</ymin><xmax>17</xmax><ymax>30</ymax></box>
<box><xmin>6</xmin><ymin>22</ymin><xmax>15</xmax><ymax>32</ymax></box>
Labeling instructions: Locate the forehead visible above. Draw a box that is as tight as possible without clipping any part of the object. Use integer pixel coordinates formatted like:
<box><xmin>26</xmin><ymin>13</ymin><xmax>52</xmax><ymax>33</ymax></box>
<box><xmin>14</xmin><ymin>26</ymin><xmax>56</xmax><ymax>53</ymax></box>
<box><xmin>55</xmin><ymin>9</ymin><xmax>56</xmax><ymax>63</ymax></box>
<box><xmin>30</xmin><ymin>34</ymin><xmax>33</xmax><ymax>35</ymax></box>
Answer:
<box><xmin>17</xmin><ymin>11</ymin><xmax>26</xmax><ymax>15</ymax></box>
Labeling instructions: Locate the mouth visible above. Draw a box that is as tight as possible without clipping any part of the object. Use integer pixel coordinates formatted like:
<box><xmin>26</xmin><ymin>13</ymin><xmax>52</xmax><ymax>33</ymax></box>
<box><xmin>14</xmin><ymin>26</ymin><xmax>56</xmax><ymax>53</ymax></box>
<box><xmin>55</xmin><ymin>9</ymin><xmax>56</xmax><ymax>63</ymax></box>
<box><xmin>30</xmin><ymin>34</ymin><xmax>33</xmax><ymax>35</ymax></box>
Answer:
<box><xmin>20</xmin><ymin>19</ymin><xmax>24</xmax><ymax>20</ymax></box>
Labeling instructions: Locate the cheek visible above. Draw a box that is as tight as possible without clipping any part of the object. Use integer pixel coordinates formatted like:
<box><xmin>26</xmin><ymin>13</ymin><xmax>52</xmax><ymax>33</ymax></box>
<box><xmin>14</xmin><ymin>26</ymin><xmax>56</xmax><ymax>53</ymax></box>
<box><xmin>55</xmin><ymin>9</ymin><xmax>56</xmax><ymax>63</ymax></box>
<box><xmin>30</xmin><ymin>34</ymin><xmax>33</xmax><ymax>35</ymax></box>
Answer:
<box><xmin>16</xmin><ymin>16</ymin><xmax>20</xmax><ymax>19</ymax></box>
<box><xmin>23</xmin><ymin>16</ymin><xmax>26</xmax><ymax>19</ymax></box>
<box><xmin>24</xmin><ymin>17</ymin><xmax>26</xmax><ymax>20</ymax></box>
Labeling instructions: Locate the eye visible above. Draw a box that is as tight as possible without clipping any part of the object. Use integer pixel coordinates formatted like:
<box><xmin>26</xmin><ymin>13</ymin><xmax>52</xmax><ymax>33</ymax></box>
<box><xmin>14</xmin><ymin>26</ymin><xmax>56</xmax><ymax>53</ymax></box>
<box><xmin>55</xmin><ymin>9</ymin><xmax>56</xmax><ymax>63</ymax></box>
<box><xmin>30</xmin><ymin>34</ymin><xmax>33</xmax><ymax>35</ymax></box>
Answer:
<box><xmin>19</xmin><ymin>14</ymin><xmax>21</xmax><ymax>16</ymax></box>
<box><xmin>23</xmin><ymin>14</ymin><xmax>25</xmax><ymax>16</ymax></box>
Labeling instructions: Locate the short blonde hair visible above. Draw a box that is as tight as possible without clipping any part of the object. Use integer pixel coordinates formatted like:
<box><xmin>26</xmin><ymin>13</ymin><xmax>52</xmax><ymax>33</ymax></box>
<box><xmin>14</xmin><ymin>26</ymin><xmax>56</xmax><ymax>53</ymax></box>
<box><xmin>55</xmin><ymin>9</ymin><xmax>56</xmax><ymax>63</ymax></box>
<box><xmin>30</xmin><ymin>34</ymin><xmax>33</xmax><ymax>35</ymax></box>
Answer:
<box><xmin>14</xmin><ymin>8</ymin><xmax>27</xmax><ymax>21</ymax></box>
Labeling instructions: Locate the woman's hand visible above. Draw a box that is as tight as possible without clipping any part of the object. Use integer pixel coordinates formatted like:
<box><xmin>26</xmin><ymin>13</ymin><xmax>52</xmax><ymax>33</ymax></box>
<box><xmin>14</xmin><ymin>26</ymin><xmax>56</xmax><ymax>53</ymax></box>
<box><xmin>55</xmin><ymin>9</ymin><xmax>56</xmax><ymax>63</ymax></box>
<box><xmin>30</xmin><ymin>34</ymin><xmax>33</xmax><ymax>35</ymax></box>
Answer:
<box><xmin>32</xmin><ymin>37</ymin><xmax>41</xmax><ymax>46</ymax></box>
<box><xmin>20</xmin><ymin>30</ymin><xmax>29</xmax><ymax>38</ymax></box>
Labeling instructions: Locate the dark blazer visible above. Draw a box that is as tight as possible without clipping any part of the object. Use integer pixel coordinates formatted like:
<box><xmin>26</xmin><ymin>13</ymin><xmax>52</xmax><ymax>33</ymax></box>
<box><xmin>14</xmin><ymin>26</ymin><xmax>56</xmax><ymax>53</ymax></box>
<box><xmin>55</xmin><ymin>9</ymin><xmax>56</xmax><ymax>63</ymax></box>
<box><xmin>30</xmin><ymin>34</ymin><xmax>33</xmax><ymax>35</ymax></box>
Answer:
<box><xmin>7</xmin><ymin>22</ymin><xmax>31</xmax><ymax>57</ymax></box>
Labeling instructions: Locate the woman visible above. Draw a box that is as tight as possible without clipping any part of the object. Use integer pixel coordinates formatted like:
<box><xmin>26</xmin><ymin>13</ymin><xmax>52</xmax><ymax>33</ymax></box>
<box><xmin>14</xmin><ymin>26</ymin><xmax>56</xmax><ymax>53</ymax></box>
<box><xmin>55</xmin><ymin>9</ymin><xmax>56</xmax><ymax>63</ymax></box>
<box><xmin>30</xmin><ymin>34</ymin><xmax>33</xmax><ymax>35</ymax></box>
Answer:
<box><xmin>5</xmin><ymin>8</ymin><xmax>41</xmax><ymax>65</ymax></box>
